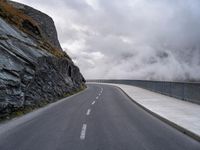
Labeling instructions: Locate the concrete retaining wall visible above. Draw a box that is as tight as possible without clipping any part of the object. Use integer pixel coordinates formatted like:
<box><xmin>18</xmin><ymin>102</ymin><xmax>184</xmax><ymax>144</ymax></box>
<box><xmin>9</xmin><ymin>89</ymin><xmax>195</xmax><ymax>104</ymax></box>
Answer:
<box><xmin>88</xmin><ymin>80</ymin><xmax>200</xmax><ymax>104</ymax></box>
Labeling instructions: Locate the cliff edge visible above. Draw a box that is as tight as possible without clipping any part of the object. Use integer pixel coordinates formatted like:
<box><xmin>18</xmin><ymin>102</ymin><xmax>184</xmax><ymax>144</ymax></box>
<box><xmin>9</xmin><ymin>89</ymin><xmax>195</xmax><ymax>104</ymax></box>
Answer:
<box><xmin>0</xmin><ymin>0</ymin><xmax>85</xmax><ymax>117</ymax></box>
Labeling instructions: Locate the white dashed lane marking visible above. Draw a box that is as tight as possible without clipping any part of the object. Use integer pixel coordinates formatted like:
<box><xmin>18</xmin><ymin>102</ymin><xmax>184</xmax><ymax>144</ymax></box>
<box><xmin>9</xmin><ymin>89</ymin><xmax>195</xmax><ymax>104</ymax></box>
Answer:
<box><xmin>86</xmin><ymin>109</ymin><xmax>91</xmax><ymax>116</ymax></box>
<box><xmin>80</xmin><ymin>88</ymin><xmax>104</xmax><ymax>140</ymax></box>
<box><xmin>80</xmin><ymin>124</ymin><xmax>87</xmax><ymax>140</ymax></box>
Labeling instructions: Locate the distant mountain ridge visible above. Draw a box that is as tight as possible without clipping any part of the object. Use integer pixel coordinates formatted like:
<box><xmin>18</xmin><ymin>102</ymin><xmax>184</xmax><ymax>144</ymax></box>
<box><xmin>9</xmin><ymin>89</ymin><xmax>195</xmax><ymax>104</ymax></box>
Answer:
<box><xmin>0</xmin><ymin>0</ymin><xmax>85</xmax><ymax>117</ymax></box>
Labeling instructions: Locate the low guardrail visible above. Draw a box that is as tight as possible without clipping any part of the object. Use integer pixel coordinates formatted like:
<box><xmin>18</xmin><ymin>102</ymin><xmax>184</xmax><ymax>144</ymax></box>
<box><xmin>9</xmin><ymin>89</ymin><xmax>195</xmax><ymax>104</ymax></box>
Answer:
<box><xmin>87</xmin><ymin>80</ymin><xmax>200</xmax><ymax>105</ymax></box>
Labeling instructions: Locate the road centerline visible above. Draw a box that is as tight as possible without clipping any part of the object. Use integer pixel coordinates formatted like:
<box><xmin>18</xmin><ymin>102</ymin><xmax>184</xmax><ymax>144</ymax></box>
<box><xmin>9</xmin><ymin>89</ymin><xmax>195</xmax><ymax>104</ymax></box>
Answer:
<box><xmin>86</xmin><ymin>109</ymin><xmax>91</xmax><ymax>115</ymax></box>
<box><xmin>80</xmin><ymin>124</ymin><xmax>87</xmax><ymax>140</ymax></box>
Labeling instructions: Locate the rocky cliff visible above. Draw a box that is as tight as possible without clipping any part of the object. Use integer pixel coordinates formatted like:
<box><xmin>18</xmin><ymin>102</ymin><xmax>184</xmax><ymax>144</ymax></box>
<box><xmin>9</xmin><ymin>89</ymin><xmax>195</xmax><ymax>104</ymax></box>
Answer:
<box><xmin>0</xmin><ymin>0</ymin><xmax>85</xmax><ymax>117</ymax></box>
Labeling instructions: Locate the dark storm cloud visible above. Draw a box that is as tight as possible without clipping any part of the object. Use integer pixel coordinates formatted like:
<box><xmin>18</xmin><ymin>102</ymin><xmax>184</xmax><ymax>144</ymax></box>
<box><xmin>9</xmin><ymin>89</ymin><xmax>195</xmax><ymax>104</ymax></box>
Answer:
<box><xmin>15</xmin><ymin>0</ymin><xmax>200</xmax><ymax>80</ymax></box>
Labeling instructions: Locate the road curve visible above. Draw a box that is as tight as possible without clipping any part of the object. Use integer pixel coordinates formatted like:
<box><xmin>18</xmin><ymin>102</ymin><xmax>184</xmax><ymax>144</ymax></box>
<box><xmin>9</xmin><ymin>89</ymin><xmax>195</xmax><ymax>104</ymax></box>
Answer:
<box><xmin>0</xmin><ymin>84</ymin><xmax>199</xmax><ymax>150</ymax></box>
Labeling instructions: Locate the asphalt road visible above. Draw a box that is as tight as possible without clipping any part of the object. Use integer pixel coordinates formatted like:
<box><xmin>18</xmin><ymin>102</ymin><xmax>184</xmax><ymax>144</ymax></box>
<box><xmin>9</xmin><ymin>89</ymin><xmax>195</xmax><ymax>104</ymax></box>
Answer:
<box><xmin>0</xmin><ymin>84</ymin><xmax>200</xmax><ymax>150</ymax></box>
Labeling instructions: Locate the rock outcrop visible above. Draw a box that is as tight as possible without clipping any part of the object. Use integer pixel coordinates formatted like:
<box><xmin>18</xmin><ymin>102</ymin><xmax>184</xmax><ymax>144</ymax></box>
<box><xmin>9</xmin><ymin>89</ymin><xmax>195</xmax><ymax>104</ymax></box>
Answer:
<box><xmin>0</xmin><ymin>0</ymin><xmax>85</xmax><ymax>117</ymax></box>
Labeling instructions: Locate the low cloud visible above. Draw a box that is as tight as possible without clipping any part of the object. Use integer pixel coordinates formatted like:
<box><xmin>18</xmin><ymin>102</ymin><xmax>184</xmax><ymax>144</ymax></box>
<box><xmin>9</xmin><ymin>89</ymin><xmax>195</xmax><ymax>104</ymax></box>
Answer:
<box><xmin>15</xmin><ymin>0</ymin><xmax>200</xmax><ymax>81</ymax></box>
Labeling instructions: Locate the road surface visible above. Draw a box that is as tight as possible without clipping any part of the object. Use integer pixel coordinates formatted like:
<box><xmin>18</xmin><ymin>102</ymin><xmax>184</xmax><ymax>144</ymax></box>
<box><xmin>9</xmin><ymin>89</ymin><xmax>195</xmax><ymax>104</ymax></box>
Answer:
<box><xmin>0</xmin><ymin>84</ymin><xmax>199</xmax><ymax>150</ymax></box>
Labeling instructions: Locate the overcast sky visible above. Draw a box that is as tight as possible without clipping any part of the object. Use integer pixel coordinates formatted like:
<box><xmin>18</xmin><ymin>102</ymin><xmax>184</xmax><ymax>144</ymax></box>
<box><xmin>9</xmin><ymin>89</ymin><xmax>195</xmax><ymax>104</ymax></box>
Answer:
<box><xmin>15</xmin><ymin>0</ymin><xmax>200</xmax><ymax>81</ymax></box>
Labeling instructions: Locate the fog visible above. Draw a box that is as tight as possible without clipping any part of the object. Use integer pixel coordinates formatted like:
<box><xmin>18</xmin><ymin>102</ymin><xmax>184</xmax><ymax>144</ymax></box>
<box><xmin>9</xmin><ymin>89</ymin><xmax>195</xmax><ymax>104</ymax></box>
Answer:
<box><xmin>15</xmin><ymin>0</ymin><xmax>200</xmax><ymax>81</ymax></box>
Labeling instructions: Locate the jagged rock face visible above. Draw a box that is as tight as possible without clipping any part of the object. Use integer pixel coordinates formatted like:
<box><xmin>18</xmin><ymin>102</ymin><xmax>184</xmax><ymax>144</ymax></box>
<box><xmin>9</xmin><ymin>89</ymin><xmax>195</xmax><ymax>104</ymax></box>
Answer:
<box><xmin>0</xmin><ymin>1</ymin><xmax>85</xmax><ymax>115</ymax></box>
<box><xmin>8</xmin><ymin>0</ymin><xmax>63</xmax><ymax>51</ymax></box>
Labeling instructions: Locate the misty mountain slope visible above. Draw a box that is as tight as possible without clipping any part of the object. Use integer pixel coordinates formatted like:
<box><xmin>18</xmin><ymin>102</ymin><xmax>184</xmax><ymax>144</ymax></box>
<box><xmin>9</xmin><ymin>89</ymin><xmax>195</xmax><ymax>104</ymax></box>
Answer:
<box><xmin>80</xmin><ymin>0</ymin><xmax>200</xmax><ymax>81</ymax></box>
<box><xmin>20</xmin><ymin>0</ymin><xmax>200</xmax><ymax>81</ymax></box>
<box><xmin>0</xmin><ymin>0</ymin><xmax>85</xmax><ymax>117</ymax></box>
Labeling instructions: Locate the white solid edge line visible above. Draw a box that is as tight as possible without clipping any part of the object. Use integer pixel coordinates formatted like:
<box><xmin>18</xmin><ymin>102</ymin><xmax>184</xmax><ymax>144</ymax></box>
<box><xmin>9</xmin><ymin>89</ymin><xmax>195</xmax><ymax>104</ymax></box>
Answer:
<box><xmin>80</xmin><ymin>124</ymin><xmax>87</xmax><ymax>140</ymax></box>
<box><xmin>86</xmin><ymin>109</ymin><xmax>91</xmax><ymax>115</ymax></box>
